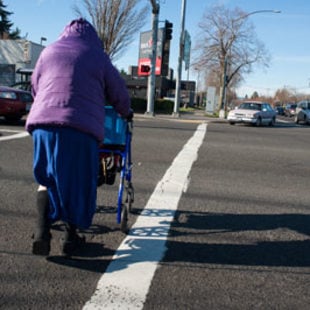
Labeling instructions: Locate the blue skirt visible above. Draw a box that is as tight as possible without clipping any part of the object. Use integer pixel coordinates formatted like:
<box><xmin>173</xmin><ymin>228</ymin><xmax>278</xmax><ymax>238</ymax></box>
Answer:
<box><xmin>32</xmin><ymin>127</ymin><xmax>98</xmax><ymax>229</ymax></box>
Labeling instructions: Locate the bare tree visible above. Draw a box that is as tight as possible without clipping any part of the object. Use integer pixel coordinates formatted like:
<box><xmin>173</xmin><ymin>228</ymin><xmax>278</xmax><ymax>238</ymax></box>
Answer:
<box><xmin>274</xmin><ymin>87</ymin><xmax>300</xmax><ymax>105</ymax></box>
<box><xmin>73</xmin><ymin>0</ymin><xmax>149</xmax><ymax>62</ymax></box>
<box><xmin>193</xmin><ymin>5</ymin><xmax>270</xmax><ymax>108</ymax></box>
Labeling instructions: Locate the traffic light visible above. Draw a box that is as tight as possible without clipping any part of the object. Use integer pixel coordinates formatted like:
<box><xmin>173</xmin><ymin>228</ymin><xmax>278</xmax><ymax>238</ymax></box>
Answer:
<box><xmin>164</xmin><ymin>20</ymin><xmax>173</xmax><ymax>40</ymax></box>
<box><xmin>140</xmin><ymin>65</ymin><xmax>150</xmax><ymax>73</ymax></box>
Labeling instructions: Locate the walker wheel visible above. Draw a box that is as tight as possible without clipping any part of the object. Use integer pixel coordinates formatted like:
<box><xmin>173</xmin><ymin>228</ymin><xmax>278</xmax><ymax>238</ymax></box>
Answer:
<box><xmin>125</xmin><ymin>183</ymin><xmax>134</xmax><ymax>213</ymax></box>
<box><xmin>120</xmin><ymin>204</ymin><xmax>128</xmax><ymax>233</ymax></box>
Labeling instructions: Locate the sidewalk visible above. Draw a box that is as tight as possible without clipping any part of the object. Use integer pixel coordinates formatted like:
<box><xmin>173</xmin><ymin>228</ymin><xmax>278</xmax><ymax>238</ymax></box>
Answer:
<box><xmin>135</xmin><ymin>109</ymin><xmax>227</xmax><ymax>123</ymax></box>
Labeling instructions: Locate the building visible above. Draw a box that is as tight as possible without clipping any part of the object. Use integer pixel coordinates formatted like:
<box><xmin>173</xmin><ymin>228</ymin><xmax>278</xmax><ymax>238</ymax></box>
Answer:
<box><xmin>0</xmin><ymin>39</ymin><xmax>44</xmax><ymax>86</ymax></box>
<box><xmin>0</xmin><ymin>40</ymin><xmax>197</xmax><ymax>105</ymax></box>
<box><xmin>123</xmin><ymin>66</ymin><xmax>196</xmax><ymax>106</ymax></box>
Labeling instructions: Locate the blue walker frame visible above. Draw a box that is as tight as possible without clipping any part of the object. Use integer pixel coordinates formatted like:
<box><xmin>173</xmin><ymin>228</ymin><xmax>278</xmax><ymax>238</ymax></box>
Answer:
<box><xmin>98</xmin><ymin>106</ymin><xmax>134</xmax><ymax>233</ymax></box>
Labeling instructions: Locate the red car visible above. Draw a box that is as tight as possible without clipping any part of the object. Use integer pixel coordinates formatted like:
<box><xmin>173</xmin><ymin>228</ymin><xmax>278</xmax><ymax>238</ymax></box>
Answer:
<box><xmin>0</xmin><ymin>86</ymin><xmax>33</xmax><ymax>121</ymax></box>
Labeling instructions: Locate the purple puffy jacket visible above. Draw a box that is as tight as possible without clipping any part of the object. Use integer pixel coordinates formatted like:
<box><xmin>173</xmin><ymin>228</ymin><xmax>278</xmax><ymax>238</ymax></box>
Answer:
<box><xmin>26</xmin><ymin>18</ymin><xmax>130</xmax><ymax>142</ymax></box>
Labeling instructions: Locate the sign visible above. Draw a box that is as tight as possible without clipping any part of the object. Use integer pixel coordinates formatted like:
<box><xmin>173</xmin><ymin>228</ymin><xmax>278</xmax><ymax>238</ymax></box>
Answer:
<box><xmin>206</xmin><ymin>86</ymin><xmax>217</xmax><ymax>113</ymax></box>
<box><xmin>23</xmin><ymin>41</ymin><xmax>30</xmax><ymax>63</ymax></box>
<box><xmin>138</xmin><ymin>29</ymin><xmax>165</xmax><ymax>76</ymax></box>
<box><xmin>183</xmin><ymin>30</ymin><xmax>191</xmax><ymax>70</ymax></box>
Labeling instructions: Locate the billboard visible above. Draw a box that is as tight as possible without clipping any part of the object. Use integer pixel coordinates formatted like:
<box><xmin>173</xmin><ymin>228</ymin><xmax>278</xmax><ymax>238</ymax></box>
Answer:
<box><xmin>138</xmin><ymin>28</ymin><xmax>167</xmax><ymax>76</ymax></box>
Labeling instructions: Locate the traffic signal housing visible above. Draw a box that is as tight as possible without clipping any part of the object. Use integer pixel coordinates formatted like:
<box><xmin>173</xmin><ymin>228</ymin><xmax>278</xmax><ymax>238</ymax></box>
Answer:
<box><xmin>164</xmin><ymin>20</ymin><xmax>173</xmax><ymax>41</ymax></box>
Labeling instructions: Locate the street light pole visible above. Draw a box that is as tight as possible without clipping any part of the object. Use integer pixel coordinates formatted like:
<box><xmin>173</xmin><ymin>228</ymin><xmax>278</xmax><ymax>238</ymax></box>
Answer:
<box><xmin>219</xmin><ymin>9</ymin><xmax>281</xmax><ymax>119</ymax></box>
<box><xmin>236</xmin><ymin>10</ymin><xmax>281</xmax><ymax>22</ymax></box>
<box><xmin>173</xmin><ymin>0</ymin><xmax>186</xmax><ymax>117</ymax></box>
<box><xmin>146</xmin><ymin>0</ymin><xmax>159</xmax><ymax>116</ymax></box>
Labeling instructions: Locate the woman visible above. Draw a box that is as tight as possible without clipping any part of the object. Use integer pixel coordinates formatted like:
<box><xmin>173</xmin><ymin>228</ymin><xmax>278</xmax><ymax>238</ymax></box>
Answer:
<box><xmin>26</xmin><ymin>18</ymin><xmax>131</xmax><ymax>256</ymax></box>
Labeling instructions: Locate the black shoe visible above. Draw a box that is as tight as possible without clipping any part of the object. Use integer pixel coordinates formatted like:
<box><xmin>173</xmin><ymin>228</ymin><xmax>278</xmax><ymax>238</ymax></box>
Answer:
<box><xmin>32</xmin><ymin>190</ymin><xmax>51</xmax><ymax>256</ymax></box>
<box><xmin>32</xmin><ymin>232</ymin><xmax>51</xmax><ymax>256</ymax></box>
<box><xmin>60</xmin><ymin>232</ymin><xmax>85</xmax><ymax>257</ymax></box>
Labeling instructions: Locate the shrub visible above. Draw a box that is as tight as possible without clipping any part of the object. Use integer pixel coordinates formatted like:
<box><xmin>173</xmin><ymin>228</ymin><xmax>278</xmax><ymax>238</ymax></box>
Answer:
<box><xmin>130</xmin><ymin>98</ymin><xmax>174</xmax><ymax>114</ymax></box>
<box><xmin>131</xmin><ymin>98</ymin><xmax>146</xmax><ymax>112</ymax></box>
<box><xmin>155</xmin><ymin>99</ymin><xmax>174</xmax><ymax>114</ymax></box>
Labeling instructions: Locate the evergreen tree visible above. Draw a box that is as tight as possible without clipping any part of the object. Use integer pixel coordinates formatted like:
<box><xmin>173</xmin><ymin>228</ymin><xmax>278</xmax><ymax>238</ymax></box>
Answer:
<box><xmin>251</xmin><ymin>91</ymin><xmax>259</xmax><ymax>99</ymax></box>
<box><xmin>0</xmin><ymin>0</ymin><xmax>21</xmax><ymax>39</ymax></box>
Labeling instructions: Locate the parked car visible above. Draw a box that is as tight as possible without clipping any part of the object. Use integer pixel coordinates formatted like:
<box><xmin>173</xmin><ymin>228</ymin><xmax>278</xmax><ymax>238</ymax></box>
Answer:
<box><xmin>275</xmin><ymin>106</ymin><xmax>285</xmax><ymax>115</ymax></box>
<box><xmin>0</xmin><ymin>86</ymin><xmax>33</xmax><ymax>121</ymax></box>
<box><xmin>294</xmin><ymin>100</ymin><xmax>310</xmax><ymax>125</ymax></box>
<box><xmin>284</xmin><ymin>103</ymin><xmax>297</xmax><ymax>117</ymax></box>
<box><xmin>227</xmin><ymin>101</ymin><xmax>276</xmax><ymax>126</ymax></box>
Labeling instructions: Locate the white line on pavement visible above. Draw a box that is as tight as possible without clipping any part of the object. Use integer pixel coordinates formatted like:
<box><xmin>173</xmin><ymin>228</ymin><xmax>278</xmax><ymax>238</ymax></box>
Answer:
<box><xmin>0</xmin><ymin>130</ymin><xmax>29</xmax><ymax>141</ymax></box>
<box><xmin>83</xmin><ymin>122</ymin><xmax>207</xmax><ymax>310</ymax></box>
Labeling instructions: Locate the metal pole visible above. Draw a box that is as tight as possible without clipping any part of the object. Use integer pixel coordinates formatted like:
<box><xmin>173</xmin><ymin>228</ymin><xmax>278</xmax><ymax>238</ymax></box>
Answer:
<box><xmin>219</xmin><ymin>57</ymin><xmax>227</xmax><ymax>119</ymax></box>
<box><xmin>146</xmin><ymin>2</ymin><xmax>159</xmax><ymax>116</ymax></box>
<box><xmin>173</xmin><ymin>0</ymin><xmax>186</xmax><ymax>117</ymax></box>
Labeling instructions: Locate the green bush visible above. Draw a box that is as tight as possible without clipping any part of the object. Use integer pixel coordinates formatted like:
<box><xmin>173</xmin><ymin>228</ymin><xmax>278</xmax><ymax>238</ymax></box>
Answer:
<box><xmin>130</xmin><ymin>97</ymin><xmax>174</xmax><ymax>114</ymax></box>
<box><xmin>155</xmin><ymin>99</ymin><xmax>174</xmax><ymax>113</ymax></box>
<box><xmin>131</xmin><ymin>98</ymin><xmax>147</xmax><ymax>112</ymax></box>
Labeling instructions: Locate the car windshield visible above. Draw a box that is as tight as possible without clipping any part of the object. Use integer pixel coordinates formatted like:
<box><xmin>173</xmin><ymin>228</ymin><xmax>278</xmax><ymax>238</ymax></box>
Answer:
<box><xmin>287</xmin><ymin>104</ymin><xmax>297</xmax><ymax>109</ymax></box>
<box><xmin>238</xmin><ymin>102</ymin><xmax>261</xmax><ymax>111</ymax></box>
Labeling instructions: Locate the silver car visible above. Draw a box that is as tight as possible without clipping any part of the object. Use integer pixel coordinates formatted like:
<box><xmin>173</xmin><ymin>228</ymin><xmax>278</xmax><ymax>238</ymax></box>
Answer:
<box><xmin>294</xmin><ymin>100</ymin><xmax>310</xmax><ymax>125</ymax></box>
<box><xmin>227</xmin><ymin>101</ymin><xmax>276</xmax><ymax>126</ymax></box>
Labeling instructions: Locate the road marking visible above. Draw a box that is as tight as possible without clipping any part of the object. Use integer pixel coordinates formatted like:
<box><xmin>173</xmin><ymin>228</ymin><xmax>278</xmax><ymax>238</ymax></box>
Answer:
<box><xmin>0</xmin><ymin>129</ymin><xmax>29</xmax><ymax>141</ymax></box>
<box><xmin>83</xmin><ymin>122</ymin><xmax>207</xmax><ymax>310</ymax></box>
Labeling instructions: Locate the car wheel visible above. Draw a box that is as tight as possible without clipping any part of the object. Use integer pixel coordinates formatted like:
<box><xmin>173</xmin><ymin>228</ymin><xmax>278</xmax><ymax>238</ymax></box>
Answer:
<box><xmin>255</xmin><ymin>117</ymin><xmax>262</xmax><ymax>127</ymax></box>
<box><xmin>229</xmin><ymin>122</ymin><xmax>235</xmax><ymax>125</ymax></box>
<box><xmin>269</xmin><ymin>117</ymin><xmax>276</xmax><ymax>126</ymax></box>
<box><xmin>294</xmin><ymin>116</ymin><xmax>299</xmax><ymax>124</ymax></box>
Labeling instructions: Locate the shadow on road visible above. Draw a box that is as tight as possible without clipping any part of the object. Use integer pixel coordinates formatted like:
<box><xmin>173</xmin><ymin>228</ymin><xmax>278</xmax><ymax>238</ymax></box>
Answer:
<box><xmin>162</xmin><ymin>210</ymin><xmax>310</xmax><ymax>267</ymax></box>
<box><xmin>170</xmin><ymin>211</ymin><xmax>310</xmax><ymax>236</ymax></box>
<box><xmin>46</xmin><ymin>243</ymin><xmax>115</xmax><ymax>273</ymax></box>
<box><xmin>43</xmin><ymin>209</ymin><xmax>310</xmax><ymax>272</ymax></box>
<box><xmin>163</xmin><ymin>239</ymin><xmax>310</xmax><ymax>267</ymax></box>
<box><xmin>0</xmin><ymin>118</ymin><xmax>26</xmax><ymax>127</ymax></box>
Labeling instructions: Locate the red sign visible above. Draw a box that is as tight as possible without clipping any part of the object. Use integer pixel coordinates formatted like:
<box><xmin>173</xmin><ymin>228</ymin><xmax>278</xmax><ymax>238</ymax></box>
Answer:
<box><xmin>138</xmin><ymin>57</ymin><xmax>162</xmax><ymax>76</ymax></box>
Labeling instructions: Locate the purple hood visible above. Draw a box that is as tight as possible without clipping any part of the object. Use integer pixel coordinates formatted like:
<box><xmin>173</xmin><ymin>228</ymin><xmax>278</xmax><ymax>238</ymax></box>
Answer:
<box><xmin>26</xmin><ymin>18</ymin><xmax>130</xmax><ymax>142</ymax></box>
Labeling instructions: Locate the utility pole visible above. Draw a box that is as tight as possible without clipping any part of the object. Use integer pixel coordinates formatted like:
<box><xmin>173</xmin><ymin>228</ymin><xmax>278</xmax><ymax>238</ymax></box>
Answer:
<box><xmin>219</xmin><ymin>57</ymin><xmax>228</xmax><ymax>119</ymax></box>
<box><xmin>146</xmin><ymin>0</ymin><xmax>160</xmax><ymax>116</ymax></box>
<box><xmin>173</xmin><ymin>0</ymin><xmax>186</xmax><ymax>117</ymax></box>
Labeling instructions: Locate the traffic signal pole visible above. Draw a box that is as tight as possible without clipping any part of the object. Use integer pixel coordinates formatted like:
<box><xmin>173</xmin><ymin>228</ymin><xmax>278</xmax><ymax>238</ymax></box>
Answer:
<box><xmin>146</xmin><ymin>1</ymin><xmax>159</xmax><ymax>116</ymax></box>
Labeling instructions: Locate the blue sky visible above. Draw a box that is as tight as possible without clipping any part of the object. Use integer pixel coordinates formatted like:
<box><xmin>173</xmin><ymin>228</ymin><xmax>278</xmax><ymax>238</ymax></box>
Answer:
<box><xmin>6</xmin><ymin>0</ymin><xmax>310</xmax><ymax>98</ymax></box>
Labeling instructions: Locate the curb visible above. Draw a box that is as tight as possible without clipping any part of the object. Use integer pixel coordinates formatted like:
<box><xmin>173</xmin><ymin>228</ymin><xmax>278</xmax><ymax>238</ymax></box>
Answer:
<box><xmin>134</xmin><ymin>112</ymin><xmax>227</xmax><ymax>123</ymax></box>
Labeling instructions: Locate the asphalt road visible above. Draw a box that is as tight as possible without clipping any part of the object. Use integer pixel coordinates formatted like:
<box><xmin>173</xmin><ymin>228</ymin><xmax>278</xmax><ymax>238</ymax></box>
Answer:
<box><xmin>0</xmin><ymin>115</ymin><xmax>309</xmax><ymax>309</ymax></box>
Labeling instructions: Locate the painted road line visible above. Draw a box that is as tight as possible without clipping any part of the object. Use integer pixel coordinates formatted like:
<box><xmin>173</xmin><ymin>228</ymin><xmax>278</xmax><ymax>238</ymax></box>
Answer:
<box><xmin>0</xmin><ymin>130</ymin><xmax>29</xmax><ymax>141</ymax></box>
<box><xmin>83</xmin><ymin>122</ymin><xmax>207</xmax><ymax>310</ymax></box>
